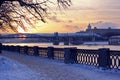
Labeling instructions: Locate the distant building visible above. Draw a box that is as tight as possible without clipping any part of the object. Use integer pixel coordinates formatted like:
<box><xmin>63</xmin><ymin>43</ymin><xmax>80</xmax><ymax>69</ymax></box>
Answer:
<box><xmin>109</xmin><ymin>36</ymin><xmax>120</xmax><ymax>45</ymax></box>
<box><xmin>87</xmin><ymin>24</ymin><xmax>92</xmax><ymax>30</ymax></box>
<box><xmin>85</xmin><ymin>24</ymin><xmax>120</xmax><ymax>37</ymax></box>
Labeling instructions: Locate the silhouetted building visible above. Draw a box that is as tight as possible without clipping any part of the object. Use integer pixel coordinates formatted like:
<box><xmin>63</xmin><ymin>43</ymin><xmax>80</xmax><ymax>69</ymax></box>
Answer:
<box><xmin>85</xmin><ymin>24</ymin><xmax>120</xmax><ymax>37</ymax></box>
<box><xmin>87</xmin><ymin>24</ymin><xmax>92</xmax><ymax>30</ymax></box>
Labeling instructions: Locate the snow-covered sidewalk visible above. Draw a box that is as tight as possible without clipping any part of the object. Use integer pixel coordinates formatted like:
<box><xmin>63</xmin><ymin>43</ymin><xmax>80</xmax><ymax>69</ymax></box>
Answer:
<box><xmin>1</xmin><ymin>51</ymin><xmax>120</xmax><ymax>80</ymax></box>
<box><xmin>0</xmin><ymin>56</ymin><xmax>51</xmax><ymax>80</ymax></box>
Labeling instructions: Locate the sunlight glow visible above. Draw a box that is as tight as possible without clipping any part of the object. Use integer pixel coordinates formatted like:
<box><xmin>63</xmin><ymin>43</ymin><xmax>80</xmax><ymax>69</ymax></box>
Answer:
<box><xmin>17</xmin><ymin>27</ymin><xmax>26</xmax><ymax>33</ymax></box>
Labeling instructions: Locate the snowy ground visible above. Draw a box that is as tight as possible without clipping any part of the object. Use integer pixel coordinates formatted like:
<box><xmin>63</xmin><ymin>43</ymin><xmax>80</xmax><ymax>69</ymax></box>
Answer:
<box><xmin>1</xmin><ymin>51</ymin><xmax>120</xmax><ymax>80</ymax></box>
<box><xmin>0</xmin><ymin>56</ymin><xmax>50</xmax><ymax>80</ymax></box>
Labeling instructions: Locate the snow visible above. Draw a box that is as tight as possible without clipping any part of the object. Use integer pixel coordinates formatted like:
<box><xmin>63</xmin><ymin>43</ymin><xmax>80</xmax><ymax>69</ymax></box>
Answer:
<box><xmin>1</xmin><ymin>51</ymin><xmax>120</xmax><ymax>80</ymax></box>
<box><xmin>0</xmin><ymin>56</ymin><xmax>51</xmax><ymax>80</ymax></box>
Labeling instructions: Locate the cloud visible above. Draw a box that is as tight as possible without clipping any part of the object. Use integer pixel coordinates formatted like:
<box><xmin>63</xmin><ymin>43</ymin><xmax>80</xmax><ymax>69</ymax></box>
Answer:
<box><xmin>71</xmin><ymin>0</ymin><xmax>120</xmax><ymax>10</ymax></box>
<box><xmin>91</xmin><ymin>21</ymin><xmax>119</xmax><ymax>29</ymax></box>
<box><xmin>49</xmin><ymin>16</ymin><xmax>64</xmax><ymax>23</ymax></box>
<box><xmin>70</xmin><ymin>7</ymin><xmax>95</xmax><ymax>10</ymax></box>
<box><xmin>68</xmin><ymin>20</ymin><xmax>73</xmax><ymax>23</ymax></box>
<box><xmin>64</xmin><ymin>25</ymin><xmax>80</xmax><ymax>31</ymax></box>
<box><xmin>49</xmin><ymin>16</ymin><xmax>74</xmax><ymax>24</ymax></box>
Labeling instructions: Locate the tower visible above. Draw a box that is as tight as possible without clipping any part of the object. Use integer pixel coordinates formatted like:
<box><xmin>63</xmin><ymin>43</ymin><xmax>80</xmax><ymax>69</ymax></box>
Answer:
<box><xmin>53</xmin><ymin>32</ymin><xmax>59</xmax><ymax>45</ymax></box>
<box><xmin>87</xmin><ymin>24</ymin><xmax>92</xmax><ymax>30</ymax></box>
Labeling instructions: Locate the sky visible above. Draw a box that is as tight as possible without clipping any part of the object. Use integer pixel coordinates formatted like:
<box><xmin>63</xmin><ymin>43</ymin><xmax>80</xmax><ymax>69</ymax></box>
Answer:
<box><xmin>33</xmin><ymin>0</ymin><xmax>120</xmax><ymax>33</ymax></box>
<box><xmin>1</xmin><ymin>0</ymin><xmax>120</xmax><ymax>33</ymax></box>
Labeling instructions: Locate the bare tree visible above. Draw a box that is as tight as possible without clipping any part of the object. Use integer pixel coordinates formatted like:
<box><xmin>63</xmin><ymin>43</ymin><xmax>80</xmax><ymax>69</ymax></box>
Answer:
<box><xmin>0</xmin><ymin>0</ymin><xmax>71</xmax><ymax>32</ymax></box>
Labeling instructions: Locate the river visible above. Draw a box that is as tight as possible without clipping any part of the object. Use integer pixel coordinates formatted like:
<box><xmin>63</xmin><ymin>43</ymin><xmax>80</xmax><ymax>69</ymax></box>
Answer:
<box><xmin>3</xmin><ymin>42</ymin><xmax>120</xmax><ymax>51</ymax></box>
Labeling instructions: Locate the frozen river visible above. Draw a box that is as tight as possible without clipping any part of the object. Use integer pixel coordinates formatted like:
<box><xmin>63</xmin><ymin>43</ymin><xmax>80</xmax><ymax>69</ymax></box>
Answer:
<box><xmin>3</xmin><ymin>42</ymin><xmax>120</xmax><ymax>51</ymax></box>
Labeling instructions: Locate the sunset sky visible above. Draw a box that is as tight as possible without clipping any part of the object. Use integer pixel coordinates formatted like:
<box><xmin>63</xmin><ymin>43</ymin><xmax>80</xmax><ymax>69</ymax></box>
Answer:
<box><xmin>34</xmin><ymin>0</ymin><xmax>120</xmax><ymax>33</ymax></box>
<box><xmin>1</xmin><ymin>0</ymin><xmax>120</xmax><ymax>33</ymax></box>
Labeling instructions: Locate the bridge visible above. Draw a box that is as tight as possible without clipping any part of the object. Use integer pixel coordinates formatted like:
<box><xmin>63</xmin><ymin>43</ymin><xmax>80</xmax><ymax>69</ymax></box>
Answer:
<box><xmin>0</xmin><ymin>32</ymin><xmax>105</xmax><ymax>45</ymax></box>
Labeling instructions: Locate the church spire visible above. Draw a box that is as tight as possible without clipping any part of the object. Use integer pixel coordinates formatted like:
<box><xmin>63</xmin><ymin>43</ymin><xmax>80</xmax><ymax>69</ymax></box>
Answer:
<box><xmin>87</xmin><ymin>23</ymin><xmax>92</xmax><ymax>30</ymax></box>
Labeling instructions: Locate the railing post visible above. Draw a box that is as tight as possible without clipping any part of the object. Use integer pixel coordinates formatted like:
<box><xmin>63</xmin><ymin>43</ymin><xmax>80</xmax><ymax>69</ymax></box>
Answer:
<box><xmin>64</xmin><ymin>47</ymin><xmax>77</xmax><ymax>64</ymax></box>
<box><xmin>98</xmin><ymin>48</ymin><xmax>110</xmax><ymax>69</ymax></box>
<box><xmin>24</xmin><ymin>46</ymin><xmax>28</xmax><ymax>55</ymax></box>
<box><xmin>16</xmin><ymin>46</ymin><xmax>20</xmax><ymax>53</ymax></box>
<box><xmin>7</xmin><ymin>45</ymin><xmax>10</xmax><ymax>51</ymax></box>
<box><xmin>11</xmin><ymin>46</ymin><xmax>14</xmax><ymax>52</ymax></box>
<box><xmin>47</xmin><ymin>47</ymin><xmax>54</xmax><ymax>59</ymax></box>
<box><xmin>5</xmin><ymin>45</ymin><xmax>8</xmax><ymax>51</ymax></box>
<box><xmin>33</xmin><ymin>46</ymin><xmax>39</xmax><ymax>56</ymax></box>
<box><xmin>2</xmin><ymin>45</ymin><xmax>5</xmax><ymax>50</ymax></box>
<box><xmin>9</xmin><ymin>45</ymin><xmax>12</xmax><ymax>51</ymax></box>
<box><xmin>0</xmin><ymin>43</ymin><xmax>2</xmax><ymax>53</ymax></box>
